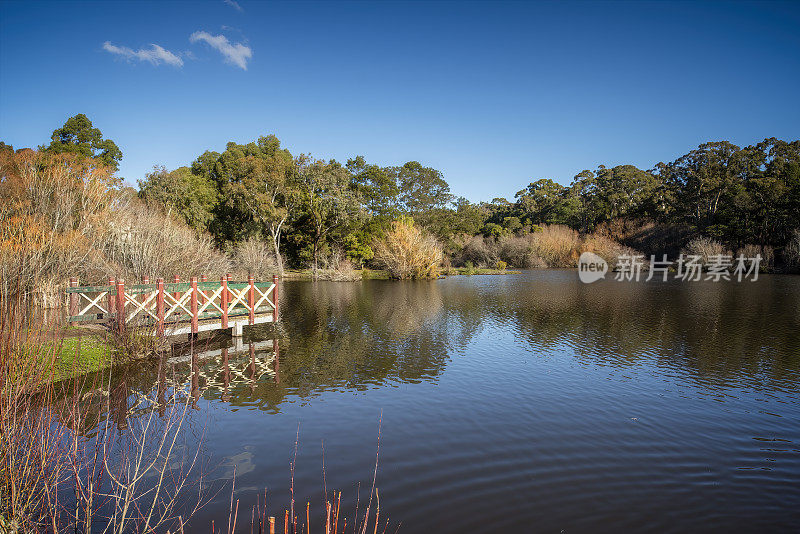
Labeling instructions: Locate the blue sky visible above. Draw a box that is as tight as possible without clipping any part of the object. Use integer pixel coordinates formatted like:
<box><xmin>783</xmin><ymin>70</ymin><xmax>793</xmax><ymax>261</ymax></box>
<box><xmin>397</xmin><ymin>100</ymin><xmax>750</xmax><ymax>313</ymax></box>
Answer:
<box><xmin>1</xmin><ymin>0</ymin><xmax>799</xmax><ymax>201</ymax></box>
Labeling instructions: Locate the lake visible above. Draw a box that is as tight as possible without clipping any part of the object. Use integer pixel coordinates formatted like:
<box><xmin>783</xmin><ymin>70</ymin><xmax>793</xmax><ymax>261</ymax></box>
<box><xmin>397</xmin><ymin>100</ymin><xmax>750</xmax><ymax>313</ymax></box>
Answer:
<box><xmin>89</xmin><ymin>270</ymin><xmax>800</xmax><ymax>532</ymax></box>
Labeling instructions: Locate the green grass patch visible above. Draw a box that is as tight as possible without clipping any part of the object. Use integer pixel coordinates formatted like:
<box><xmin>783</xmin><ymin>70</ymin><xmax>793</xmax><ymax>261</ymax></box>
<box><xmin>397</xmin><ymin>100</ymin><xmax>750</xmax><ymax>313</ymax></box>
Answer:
<box><xmin>46</xmin><ymin>335</ymin><xmax>116</xmax><ymax>381</ymax></box>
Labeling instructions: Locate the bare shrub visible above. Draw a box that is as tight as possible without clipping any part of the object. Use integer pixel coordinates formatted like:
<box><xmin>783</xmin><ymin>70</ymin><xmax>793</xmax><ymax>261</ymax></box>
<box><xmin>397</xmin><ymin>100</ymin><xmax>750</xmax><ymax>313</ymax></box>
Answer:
<box><xmin>0</xmin><ymin>150</ymin><xmax>118</xmax><ymax>306</ymax></box>
<box><xmin>459</xmin><ymin>235</ymin><xmax>498</xmax><ymax>268</ymax></box>
<box><xmin>498</xmin><ymin>235</ymin><xmax>543</xmax><ymax>268</ymax></box>
<box><xmin>0</xmin><ymin>293</ymin><xmax>205</xmax><ymax>532</ymax></box>
<box><xmin>372</xmin><ymin>218</ymin><xmax>443</xmax><ymax>279</ymax></box>
<box><xmin>682</xmin><ymin>237</ymin><xmax>730</xmax><ymax>264</ymax></box>
<box><xmin>99</xmin><ymin>201</ymin><xmax>230</xmax><ymax>281</ymax></box>
<box><xmin>737</xmin><ymin>244</ymin><xmax>773</xmax><ymax>271</ymax></box>
<box><xmin>314</xmin><ymin>248</ymin><xmax>362</xmax><ymax>281</ymax></box>
<box><xmin>526</xmin><ymin>255</ymin><xmax>548</xmax><ymax>269</ymax></box>
<box><xmin>783</xmin><ymin>230</ymin><xmax>800</xmax><ymax>272</ymax></box>
<box><xmin>529</xmin><ymin>225</ymin><xmax>581</xmax><ymax>267</ymax></box>
<box><xmin>1</xmin><ymin>150</ymin><xmax>231</xmax><ymax>309</ymax></box>
<box><xmin>231</xmin><ymin>237</ymin><xmax>280</xmax><ymax>279</ymax></box>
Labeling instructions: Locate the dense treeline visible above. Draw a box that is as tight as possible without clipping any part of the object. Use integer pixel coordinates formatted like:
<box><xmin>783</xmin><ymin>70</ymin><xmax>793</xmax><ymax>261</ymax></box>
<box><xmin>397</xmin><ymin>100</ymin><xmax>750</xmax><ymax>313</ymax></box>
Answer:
<box><xmin>2</xmin><ymin>114</ymin><xmax>800</xmax><ymax>304</ymax></box>
<box><xmin>138</xmin><ymin>131</ymin><xmax>800</xmax><ymax>271</ymax></box>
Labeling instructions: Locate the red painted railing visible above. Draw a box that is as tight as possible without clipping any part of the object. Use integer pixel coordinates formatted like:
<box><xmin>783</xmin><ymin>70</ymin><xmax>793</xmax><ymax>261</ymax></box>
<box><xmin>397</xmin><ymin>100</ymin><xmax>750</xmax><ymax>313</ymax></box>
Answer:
<box><xmin>66</xmin><ymin>274</ymin><xmax>279</xmax><ymax>335</ymax></box>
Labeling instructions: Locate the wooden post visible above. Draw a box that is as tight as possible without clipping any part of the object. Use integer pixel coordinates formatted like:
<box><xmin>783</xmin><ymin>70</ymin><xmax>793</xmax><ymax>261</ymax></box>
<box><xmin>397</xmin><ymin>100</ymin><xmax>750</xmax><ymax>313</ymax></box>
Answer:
<box><xmin>272</xmin><ymin>274</ymin><xmax>279</xmax><ymax>322</ymax></box>
<box><xmin>200</xmin><ymin>274</ymin><xmax>208</xmax><ymax>305</ymax></box>
<box><xmin>190</xmin><ymin>276</ymin><xmax>198</xmax><ymax>335</ymax></box>
<box><xmin>141</xmin><ymin>276</ymin><xmax>149</xmax><ymax>308</ymax></box>
<box><xmin>248</xmin><ymin>274</ymin><xmax>255</xmax><ymax>324</ymax></box>
<box><xmin>107</xmin><ymin>277</ymin><xmax>115</xmax><ymax>324</ymax></box>
<box><xmin>156</xmin><ymin>278</ymin><xmax>165</xmax><ymax>336</ymax></box>
<box><xmin>69</xmin><ymin>277</ymin><xmax>78</xmax><ymax>319</ymax></box>
<box><xmin>221</xmin><ymin>275</ymin><xmax>229</xmax><ymax>329</ymax></box>
<box><xmin>116</xmin><ymin>279</ymin><xmax>125</xmax><ymax>334</ymax></box>
<box><xmin>268</xmin><ymin>516</ymin><xmax>275</xmax><ymax>534</ymax></box>
<box><xmin>226</xmin><ymin>273</ymin><xmax>233</xmax><ymax>310</ymax></box>
<box><xmin>173</xmin><ymin>275</ymin><xmax>180</xmax><ymax>303</ymax></box>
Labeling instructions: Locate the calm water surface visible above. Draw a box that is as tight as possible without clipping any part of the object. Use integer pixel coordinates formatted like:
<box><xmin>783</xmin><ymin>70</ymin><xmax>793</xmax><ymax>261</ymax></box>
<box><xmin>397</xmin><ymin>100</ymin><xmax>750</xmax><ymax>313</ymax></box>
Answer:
<box><xmin>96</xmin><ymin>271</ymin><xmax>800</xmax><ymax>532</ymax></box>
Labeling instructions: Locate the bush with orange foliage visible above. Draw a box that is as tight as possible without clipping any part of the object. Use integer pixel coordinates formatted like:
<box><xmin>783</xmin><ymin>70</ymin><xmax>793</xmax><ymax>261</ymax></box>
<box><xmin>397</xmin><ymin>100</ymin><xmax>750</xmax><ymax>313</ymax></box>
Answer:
<box><xmin>1</xmin><ymin>148</ymin><xmax>229</xmax><ymax>309</ymax></box>
<box><xmin>0</xmin><ymin>149</ymin><xmax>118</xmax><ymax>306</ymax></box>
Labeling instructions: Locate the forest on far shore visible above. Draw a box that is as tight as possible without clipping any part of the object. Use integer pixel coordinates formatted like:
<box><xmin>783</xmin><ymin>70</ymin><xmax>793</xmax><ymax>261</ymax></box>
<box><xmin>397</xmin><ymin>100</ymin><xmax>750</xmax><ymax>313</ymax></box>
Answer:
<box><xmin>2</xmin><ymin>114</ymin><xmax>799</xmax><ymax>303</ymax></box>
<box><xmin>135</xmin><ymin>124</ymin><xmax>800</xmax><ymax>270</ymax></box>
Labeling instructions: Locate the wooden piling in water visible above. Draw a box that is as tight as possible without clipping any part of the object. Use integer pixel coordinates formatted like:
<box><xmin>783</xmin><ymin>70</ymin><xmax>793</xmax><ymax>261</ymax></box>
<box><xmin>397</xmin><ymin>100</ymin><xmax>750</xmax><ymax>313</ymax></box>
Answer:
<box><xmin>272</xmin><ymin>274</ymin><xmax>279</xmax><ymax>323</ymax></box>
<box><xmin>221</xmin><ymin>275</ymin><xmax>229</xmax><ymax>329</ymax></box>
<box><xmin>190</xmin><ymin>276</ymin><xmax>198</xmax><ymax>335</ymax></box>
<box><xmin>156</xmin><ymin>278</ymin><xmax>165</xmax><ymax>336</ymax></box>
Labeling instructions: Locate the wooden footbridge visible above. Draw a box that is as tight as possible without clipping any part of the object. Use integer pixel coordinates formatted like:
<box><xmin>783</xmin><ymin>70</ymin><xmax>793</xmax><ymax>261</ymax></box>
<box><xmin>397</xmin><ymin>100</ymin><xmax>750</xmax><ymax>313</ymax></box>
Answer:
<box><xmin>66</xmin><ymin>274</ymin><xmax>279</xmax><ymax>337</ymax></box>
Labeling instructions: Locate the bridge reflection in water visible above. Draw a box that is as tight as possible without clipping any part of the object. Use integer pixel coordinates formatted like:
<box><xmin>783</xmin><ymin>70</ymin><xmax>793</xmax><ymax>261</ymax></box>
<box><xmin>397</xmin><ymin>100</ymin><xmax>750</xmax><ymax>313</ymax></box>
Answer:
<box><xmin>106</xmin><ymin>337</ymin><xmax>280</xmax><ymax>429</ymax></box>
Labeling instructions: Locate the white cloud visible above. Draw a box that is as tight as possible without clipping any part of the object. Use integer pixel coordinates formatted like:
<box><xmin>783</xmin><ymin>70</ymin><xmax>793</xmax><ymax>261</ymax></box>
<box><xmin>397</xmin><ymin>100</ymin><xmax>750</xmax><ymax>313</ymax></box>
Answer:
<box><xmin>102</xmin><ymin>41</ymin><xmax>183</xmax><ymax>67</ymax></box>
<box><xmin>223</xmin><ymin>0</ymin><xmax>243</xmax><ymax>12</ymax></box>
<box><xmin>189</xmin><ymin>31</ymin><xmax>252</xmax><ymax>70</ymax></box>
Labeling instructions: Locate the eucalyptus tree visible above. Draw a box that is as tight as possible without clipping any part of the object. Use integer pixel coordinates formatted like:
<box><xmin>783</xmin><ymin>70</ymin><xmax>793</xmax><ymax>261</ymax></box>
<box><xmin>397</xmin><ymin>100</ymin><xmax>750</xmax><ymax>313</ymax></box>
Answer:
<box><xmin>294</xmin><ymin>156</ymin><xmax>363</xmax><ymax>272</ymax></box>
<box><xmin>138</xmin><ymin>166</ymin><xmax>218</xmax><ymax>233</ymax></box>
<box><xmin>659</xmin><ymin>141</ymin><xmax>742</xmax><ymax>231</ymax></box>
<box><xmin>514</xmin><ymin>178</ymin><xmax>576</xmax><ymax>226</ymax></box>
<box><xmin>209</xmin><ymin>135</ymin><xmax>296</xmax><ymax>273</ymax></box>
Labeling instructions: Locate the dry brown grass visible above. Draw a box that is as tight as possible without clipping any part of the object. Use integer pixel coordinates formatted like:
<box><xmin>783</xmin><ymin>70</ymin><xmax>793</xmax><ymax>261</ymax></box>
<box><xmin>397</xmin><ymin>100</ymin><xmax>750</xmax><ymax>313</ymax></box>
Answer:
<box><xmin>373</xmin><ymin>218</ymin><xmax>442</xmax><ymax>279</ymax></box>
<box><xmin>528</xmin><ymin>225</ymin><xmax>581</xmax><ymax>268</ymax></box>
<box><xmin>456</xmin><ymin>227</ymin><xmax>642</xmax><ymax>270</ymax></box>
<box><xmin>580</xmin><ymin>233</ymin><xmax>641</xmax><ymax>269</ymax></box>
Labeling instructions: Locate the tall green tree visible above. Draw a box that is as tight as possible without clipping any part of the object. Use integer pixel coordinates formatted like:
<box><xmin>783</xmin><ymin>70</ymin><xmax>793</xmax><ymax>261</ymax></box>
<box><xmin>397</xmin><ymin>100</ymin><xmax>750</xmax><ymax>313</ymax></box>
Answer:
<box><xmin>592</xmin><ymin>165</ymin><xmax>659</xmax><ymax>221</ymax></box>
<box><xmin>659</xmin><ymin>141</ymin><xmax>742</xmax><ymax>232</ymax></box>
<box><xmin>346</xmin><ymin>156</ymin><xmax>399</xmax><ymax>217</ymax></box>
<box><xmin>515</xmin><ymin>178</ymin><xmax>577</xmax><ymax>225</ymax></box>
<box><xmin>138</xmin><ymin>166</ymin><xmax>218</xmax><ymax>232</ymax></box>
<box><xmin>224</xmin><ymin>150</ymin><xmax>296</xmax><ymax>274</ymax></box>
<box><xmin>194</xmin><ymin>135</ymin><xmax>295</xmax><ymax>254</ymax></box>
<box><xmin>294</xmin><ymin>156</ymin><xmax>362</xmax><ymax>272</ymax></box>
<box><xmin>44</xmin><ymin>114</ymin><xmax>123</xmax><ymax>171</ymax></box>
<box><xmin>392</xmin><ymin>161</ymin><xmax>452</xmax><ymax>216</ymax></box>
